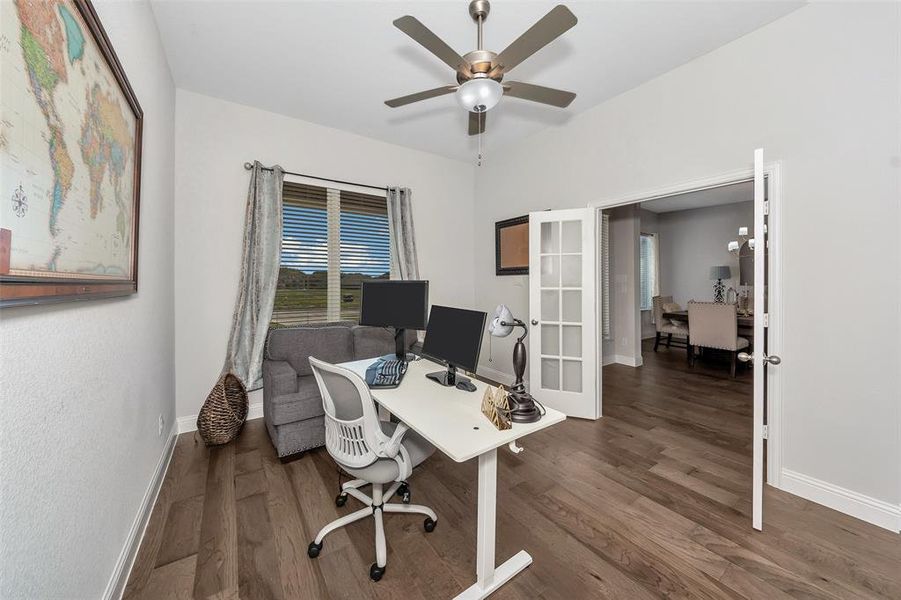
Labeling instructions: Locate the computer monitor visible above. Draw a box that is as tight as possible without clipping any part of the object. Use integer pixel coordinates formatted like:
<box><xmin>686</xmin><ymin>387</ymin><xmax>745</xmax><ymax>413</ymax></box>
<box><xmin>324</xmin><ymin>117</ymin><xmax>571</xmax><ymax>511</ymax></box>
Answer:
<box><xmin>422</xmin><ymin>305</ymin><xmax>487</xmax><ymax>387</ymax></box>
<box><xmin>359</xmin><ymin>280</ymin><xmax>429</xmax><ymax>360</ymax></box>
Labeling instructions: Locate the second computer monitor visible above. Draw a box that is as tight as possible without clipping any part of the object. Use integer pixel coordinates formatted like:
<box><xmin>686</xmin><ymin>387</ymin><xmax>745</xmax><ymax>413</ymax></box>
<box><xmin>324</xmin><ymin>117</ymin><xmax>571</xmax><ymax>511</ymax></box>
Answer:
<box><xmin>359</xmin><ymin>280</ymin><xmax>429</xmax><ymax>330</ymax></box>
<box><xmin>422</xmin><ymin>305</ymin><xmax>487</xmax><ymax>385</ymax></box>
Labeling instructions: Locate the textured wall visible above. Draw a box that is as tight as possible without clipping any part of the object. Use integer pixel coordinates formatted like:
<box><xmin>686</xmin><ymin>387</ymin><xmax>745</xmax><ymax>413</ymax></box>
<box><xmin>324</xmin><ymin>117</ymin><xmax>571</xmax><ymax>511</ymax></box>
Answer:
<box><xmin>173</xmin><ymin>90</ymin><xmax>477</xmax><ymax>420</ymax></box>
<box><xmin>0</xmin><ymin>1</ymin><xmax>176</xmax><ymax>597</ymax></box>
<box><xmin>474</xmin><ymin>3</ymin><xmax>900</xmax><ymax>507</ymax></box>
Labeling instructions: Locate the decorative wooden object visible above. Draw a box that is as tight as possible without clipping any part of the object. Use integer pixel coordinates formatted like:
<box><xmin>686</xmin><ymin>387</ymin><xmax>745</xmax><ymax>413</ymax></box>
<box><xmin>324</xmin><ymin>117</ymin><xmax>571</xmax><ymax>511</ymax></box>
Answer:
<box><xmin>480</xmin><ymin>384</ymin><xmax>512</xmax><ymax>430</ymax></box>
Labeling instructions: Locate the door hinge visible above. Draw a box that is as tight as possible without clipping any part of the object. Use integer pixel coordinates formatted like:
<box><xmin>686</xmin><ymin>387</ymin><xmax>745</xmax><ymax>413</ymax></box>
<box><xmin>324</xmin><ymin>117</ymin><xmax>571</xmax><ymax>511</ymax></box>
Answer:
<box><xmin>763</xmin><ymin>200</ymin><xmax>769</xmax><ymax>215</ymax></box>
<box><xmin>762</xmin><ymin>425</ymin><xmax>769</xmax><ymax>440</ymax></box>
<box><xmin>763</xmin><ymin>313</ymin><xmax>769</xmax><ymax>327</ymax></box>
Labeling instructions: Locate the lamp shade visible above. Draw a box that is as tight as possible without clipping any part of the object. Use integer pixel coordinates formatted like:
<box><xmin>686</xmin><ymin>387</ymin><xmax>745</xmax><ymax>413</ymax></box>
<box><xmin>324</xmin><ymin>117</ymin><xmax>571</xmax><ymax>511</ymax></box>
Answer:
<box><xmin>488</xmin><ymin>304</ymin><xmax>515</xmax><ymax>337</ymax></box>
<box><xmin>456</xmin><ymin>78</ymin><xmax>503</xmax><ymax>113</ymax></box>
<box><xmin>709</xmin><ymin>265</ymin><xmax>731</xmax><ymax>280</ymax></box>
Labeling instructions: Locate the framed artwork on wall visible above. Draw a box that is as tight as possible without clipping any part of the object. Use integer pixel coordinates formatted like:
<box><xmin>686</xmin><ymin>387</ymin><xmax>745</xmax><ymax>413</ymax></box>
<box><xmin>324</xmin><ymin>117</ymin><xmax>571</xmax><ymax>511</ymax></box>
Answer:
<box><xmin>0</xmin><ymin>0</ymin><xmax>143</xmax><ymax>308</ymax></box>
<box><xmin>495</xmin><ymin>215</ymin><xmax>529</xmax><ymax>276</ymax></box>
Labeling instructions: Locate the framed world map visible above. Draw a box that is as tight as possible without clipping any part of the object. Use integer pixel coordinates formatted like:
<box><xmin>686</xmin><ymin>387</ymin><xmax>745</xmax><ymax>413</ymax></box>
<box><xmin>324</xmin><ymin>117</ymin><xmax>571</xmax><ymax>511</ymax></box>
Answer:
<box><xmin>0</xmin><ymin>0</ymin><xmax>143</xmax><ymax>307</ymax></box>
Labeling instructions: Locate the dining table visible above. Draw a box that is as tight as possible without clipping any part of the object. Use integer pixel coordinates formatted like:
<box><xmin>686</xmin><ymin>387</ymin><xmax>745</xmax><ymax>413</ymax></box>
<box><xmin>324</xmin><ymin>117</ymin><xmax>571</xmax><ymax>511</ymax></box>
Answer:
<box><xmin>662</xmin><ymin>309</ymin><xmax>755</xmax><ymax>338</ymax></box>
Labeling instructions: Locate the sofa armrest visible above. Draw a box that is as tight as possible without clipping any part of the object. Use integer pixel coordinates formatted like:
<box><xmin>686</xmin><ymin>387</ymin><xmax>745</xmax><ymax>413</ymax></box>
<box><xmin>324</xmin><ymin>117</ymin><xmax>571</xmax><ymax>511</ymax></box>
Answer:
<box><xmin>263</xmin><ymin>360</ymin><xmax>298</xmax><ymax>398</ymax></box>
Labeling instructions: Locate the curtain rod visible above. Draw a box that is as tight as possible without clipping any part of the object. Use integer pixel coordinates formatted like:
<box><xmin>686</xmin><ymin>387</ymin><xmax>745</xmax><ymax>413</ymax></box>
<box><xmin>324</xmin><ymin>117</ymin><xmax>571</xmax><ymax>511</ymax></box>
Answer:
<box><xmin>243</xmin><ymin>162</ymin><xmax>388</xmax><ymax>193</ymax></box>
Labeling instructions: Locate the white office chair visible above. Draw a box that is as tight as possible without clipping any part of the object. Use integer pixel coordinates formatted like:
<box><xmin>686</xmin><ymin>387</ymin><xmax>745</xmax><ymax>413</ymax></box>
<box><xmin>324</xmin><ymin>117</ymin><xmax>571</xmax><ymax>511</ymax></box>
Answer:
<box><xmin>306</xmin><ymin>357</ymin><xmax>438</xmax><ymax>581</ymax></box>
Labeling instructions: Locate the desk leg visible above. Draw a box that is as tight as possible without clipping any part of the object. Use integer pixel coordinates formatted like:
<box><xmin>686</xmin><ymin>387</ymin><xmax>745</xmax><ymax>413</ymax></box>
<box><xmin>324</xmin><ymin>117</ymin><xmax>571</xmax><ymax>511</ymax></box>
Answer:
<box><xmin>455</xmin><ymin>448</ymin><xmax>532</xmax><ymax>600</ymax></box>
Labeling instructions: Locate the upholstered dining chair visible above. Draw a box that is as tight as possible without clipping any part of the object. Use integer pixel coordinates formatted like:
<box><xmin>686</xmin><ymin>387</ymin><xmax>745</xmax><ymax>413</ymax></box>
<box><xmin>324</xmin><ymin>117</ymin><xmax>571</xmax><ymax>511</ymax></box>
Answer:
<box><xmin>306</xmin><ymin>357</ymin><xmax>437</xmax><ymax>581</ymax></box>
<box><xmin>652</xmin><ymin>295</ymin><xmax>689</xmax><ymax>352</ymax></box>
<box><xmin>687</xmin><ymin>301</ymin><xmax>749</xmax><ymax>377</ymax></box>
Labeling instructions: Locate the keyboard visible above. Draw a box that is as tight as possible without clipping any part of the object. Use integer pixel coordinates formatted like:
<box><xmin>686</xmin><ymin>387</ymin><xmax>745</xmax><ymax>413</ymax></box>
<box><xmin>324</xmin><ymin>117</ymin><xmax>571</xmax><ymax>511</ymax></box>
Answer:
<box><xmin>365</xmin><ymin>359</ymin><xmax>408</xmax><ymax>389</ymax></box>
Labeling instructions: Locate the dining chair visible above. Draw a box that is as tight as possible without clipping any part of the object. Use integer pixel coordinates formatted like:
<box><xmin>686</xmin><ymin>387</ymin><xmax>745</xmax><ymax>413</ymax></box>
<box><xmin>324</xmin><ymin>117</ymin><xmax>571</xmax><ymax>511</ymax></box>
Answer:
<box><xmin>652</xmin><ymin>295</ymin><xmax>689</xmax><ymax>352</ymax></box>
<box><xmin>687</xmin><ymin>301</ymin><xmax>749</xmax><ymax>377</ymax></box>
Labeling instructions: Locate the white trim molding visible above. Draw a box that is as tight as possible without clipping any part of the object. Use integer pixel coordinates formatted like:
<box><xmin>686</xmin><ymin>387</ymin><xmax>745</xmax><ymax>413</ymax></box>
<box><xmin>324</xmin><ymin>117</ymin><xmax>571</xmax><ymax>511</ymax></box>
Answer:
<box><xmin>103</xmin><ymin>429</ymin><xmax>177</xmax><ymax>600</ymax></box>
<box><xmin>476</xmin><ymin>365</ymin><xmax>516</xmax><ymax>387</ymax></box>
<box><xmin>177</xmin><ymin>401</ymin><xmax>264</xmax><ymax>434</ymax></box>
<box><xmin>781</xmin><ymin>469</ymin><xmax>901</xmax><ymax>533</ymax></box>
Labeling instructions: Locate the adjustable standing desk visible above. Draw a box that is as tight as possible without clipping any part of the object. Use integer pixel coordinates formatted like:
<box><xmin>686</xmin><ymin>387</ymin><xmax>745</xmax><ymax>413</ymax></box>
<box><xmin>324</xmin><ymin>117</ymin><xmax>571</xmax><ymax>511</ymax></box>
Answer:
<box><xmin>341</xmin><ymin>357</ymin><xmax>566</xmax><ymax>599</ymax></box>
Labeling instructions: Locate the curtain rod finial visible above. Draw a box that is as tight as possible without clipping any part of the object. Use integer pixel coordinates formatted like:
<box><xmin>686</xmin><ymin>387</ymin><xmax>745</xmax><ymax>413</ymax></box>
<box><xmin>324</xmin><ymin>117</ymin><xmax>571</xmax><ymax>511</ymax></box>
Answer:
<box><xmin>243</xmin><ymin>162</ymin><xmax>254</xmax><ymax>170</ymax></box>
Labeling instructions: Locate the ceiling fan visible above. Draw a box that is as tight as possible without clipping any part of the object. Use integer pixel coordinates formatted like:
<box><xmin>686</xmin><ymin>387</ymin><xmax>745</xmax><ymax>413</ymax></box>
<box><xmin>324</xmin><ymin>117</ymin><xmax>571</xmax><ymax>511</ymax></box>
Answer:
<box><xmin>385</xmin><ymin>1</ymin><xmax>577</xmax><ymax>136</ymax></box>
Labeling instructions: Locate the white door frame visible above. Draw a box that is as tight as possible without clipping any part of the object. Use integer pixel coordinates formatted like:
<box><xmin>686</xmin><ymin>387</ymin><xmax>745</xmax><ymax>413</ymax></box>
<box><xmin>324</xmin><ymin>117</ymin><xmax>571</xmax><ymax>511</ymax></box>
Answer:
<box><xmin>587</xmin><ymin>162</ymin><xmax>784</xmax><ymax>489</ymax></box>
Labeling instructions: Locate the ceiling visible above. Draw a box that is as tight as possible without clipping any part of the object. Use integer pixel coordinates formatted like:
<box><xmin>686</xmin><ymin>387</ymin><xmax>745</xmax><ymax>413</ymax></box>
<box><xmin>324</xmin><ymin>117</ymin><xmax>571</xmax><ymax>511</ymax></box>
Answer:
<box><xmin>150</xmin><ymin>1</ymin><xmax>803</xmax><ymax>162</ymax></box>
<box><xmin>641</xmin><ymin>181</ymin><xmax>752</xmax><ymax>213</ymax></box>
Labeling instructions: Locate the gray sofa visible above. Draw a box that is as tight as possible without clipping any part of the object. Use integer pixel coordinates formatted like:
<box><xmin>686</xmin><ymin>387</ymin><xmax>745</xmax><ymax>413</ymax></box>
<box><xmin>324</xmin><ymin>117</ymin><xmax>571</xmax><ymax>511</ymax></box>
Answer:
<box><xmin>262</xmin><ymin>322</ymin><xmax>416</xmax><ymax>458</ymax></box>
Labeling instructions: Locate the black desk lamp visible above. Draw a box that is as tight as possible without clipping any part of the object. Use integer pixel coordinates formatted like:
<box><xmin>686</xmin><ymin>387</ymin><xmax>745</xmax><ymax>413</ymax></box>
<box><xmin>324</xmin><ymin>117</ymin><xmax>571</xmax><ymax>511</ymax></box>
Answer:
<box><xmin>488</xmin><ymin>305</ymin><xmax>543</xmax><ymax>423</ymax></box>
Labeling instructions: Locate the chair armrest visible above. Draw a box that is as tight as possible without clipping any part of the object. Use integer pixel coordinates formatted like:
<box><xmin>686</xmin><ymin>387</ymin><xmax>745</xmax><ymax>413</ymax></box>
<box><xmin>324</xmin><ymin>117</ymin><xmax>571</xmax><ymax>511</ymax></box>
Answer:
<box><xmin>262</xmin><ymin>360</ymin><xmax>298</xmax><ymax>397</ymax></box>
<box><xmin>380</xmin><ymin>423</ymin><xmax>409</xmax><ymax>458</ymax></box>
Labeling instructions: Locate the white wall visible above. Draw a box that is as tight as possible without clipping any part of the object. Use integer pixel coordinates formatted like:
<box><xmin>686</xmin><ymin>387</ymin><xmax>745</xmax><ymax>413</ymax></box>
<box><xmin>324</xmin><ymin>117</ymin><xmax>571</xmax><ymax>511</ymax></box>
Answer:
<box><xmin>174</xmin><ymin>90</ymin><xmax>477</xmax><ymax>419</ymax></box>
<box><xmin>609</xmin><ymin>205</ymin><xmax>642</xmax><ymax>366</ymax></box>
<box><xmin>0</xmin><ymin>2</ymin><xmax>176</xmax><ymax>597</ymax></box>
<box><xmin>656</xmin><ymin>201</ymin><xmax>753</xmax><ymax>306</ymax></box>
<box><xmin>474</xmin><ymin>3</ymin><xmax>900</xmax><ymax>516</ymax></box>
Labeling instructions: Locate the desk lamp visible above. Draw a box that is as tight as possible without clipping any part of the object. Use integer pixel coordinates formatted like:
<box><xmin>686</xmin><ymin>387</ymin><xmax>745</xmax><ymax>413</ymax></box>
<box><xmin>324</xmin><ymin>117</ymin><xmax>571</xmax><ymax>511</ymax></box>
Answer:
<box><xmin>487</xmin><ymin>305</ymin><xmax>543</xmax><ymax>423</ymax></box>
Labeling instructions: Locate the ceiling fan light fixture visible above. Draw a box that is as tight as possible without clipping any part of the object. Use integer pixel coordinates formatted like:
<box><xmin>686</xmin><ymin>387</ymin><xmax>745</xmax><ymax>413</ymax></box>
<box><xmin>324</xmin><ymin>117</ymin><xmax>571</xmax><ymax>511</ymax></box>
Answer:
<box><xmin>456</xmin><ymin>78</ymin><xmax>503</xmax><ymax>113</ymax></box>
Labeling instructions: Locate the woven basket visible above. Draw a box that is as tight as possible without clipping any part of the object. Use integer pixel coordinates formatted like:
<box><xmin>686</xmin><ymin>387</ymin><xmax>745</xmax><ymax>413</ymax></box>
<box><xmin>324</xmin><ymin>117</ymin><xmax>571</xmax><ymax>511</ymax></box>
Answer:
<box><xmin>197</xmin><ymin>373</ymin><xmax>248</xmax><ymax>446</ymax></box>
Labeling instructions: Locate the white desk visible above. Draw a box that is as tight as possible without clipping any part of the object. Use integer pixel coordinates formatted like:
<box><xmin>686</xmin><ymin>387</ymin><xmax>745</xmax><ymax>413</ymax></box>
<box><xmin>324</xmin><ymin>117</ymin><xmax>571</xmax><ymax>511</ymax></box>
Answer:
<box><xmin>341</xmin><ymin>357</ymin><xmax>566</xmax><ymax>599</ymax></box>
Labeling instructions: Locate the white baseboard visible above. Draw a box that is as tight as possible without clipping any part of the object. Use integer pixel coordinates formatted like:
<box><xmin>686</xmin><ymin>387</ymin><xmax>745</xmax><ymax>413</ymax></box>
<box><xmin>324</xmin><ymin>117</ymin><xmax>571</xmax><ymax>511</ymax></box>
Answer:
<box><xmin>103</xmin><ymin>429</ymin><xmax>177</xmax><ymax>600</ymax></box>
<box><xmin>177</xmin><ymin>401</ymin><xmax>264</xmax><ymax>434</ymax></box>
<box><xmin>781</xmin><ymin>469</ymin><xmax>901</xmax><ymax>533</ymax></box>
<box><xmin>614</xmin><ymin>354</ymin><xmax>643</xmax><ymax>367</ymax></box>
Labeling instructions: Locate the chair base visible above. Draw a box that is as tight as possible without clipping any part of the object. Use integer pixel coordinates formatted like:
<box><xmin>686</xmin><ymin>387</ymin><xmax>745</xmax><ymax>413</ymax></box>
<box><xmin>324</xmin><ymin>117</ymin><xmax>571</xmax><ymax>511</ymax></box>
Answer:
<box><xmin>309</xmin><ymin>479</ymin><xmax>437</xmax><ymax>580</ymax></box>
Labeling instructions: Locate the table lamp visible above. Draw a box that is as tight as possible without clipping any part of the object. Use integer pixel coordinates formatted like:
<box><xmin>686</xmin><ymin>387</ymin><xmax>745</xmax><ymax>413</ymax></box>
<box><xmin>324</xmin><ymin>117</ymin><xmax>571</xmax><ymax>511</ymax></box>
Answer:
<box><xmin>709</xmin><ymin>265</ymin><xmax>731</xmax><ymax>303</ymax></box>
<box><xmin>487</xmin><ymin>305</ymin><xmax>543</xmax><ymax>423</ymax></box>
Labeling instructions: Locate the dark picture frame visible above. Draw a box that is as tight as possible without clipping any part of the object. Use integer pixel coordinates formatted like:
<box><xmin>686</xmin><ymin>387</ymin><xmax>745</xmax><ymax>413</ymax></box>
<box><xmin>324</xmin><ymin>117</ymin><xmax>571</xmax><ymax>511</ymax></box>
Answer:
<box><xmin>495</xmin><ymin>215</ymin><xmax>529</xmax><ymax>276</ymax></box>
<box><xmin>1</xmin><ymin>0</ymin><xmax>144</xmax><ymax>308</ymax></box>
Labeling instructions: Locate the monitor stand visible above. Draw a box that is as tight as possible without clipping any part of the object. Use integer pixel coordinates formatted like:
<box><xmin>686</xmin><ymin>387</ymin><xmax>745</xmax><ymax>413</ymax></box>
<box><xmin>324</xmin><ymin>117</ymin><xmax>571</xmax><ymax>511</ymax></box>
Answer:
<box><xmin>425</xmin><ymin>364</ymin><xmax>471</xmax><ymax>387</ymax></box>
<box><xmin>379</xmin><ymin>328</ymin><xmax>417</xmax><ymax>362</ymax></box>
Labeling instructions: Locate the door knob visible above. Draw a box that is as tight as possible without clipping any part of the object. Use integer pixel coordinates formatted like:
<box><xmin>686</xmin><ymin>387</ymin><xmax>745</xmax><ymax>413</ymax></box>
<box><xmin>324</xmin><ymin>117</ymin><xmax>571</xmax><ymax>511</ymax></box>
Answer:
<box><xmin>531</xmin><ymin>319</ymin><xmax>538</xmax><ymax>326</ymax></box>
<box><xmin>737</xmin><ymin>352</ymin><xmax>781</xmax><ymax>365</ymax></box>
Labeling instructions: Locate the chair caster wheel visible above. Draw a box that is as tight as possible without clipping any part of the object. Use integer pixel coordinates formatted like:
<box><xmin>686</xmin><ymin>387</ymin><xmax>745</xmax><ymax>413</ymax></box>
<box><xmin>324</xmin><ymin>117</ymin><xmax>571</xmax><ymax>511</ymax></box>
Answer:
<box><xmin>369</xmin><ymin>563</ymin><xmax>386</xmax><ymax>581</ymax></box>
<box><xmin>307</xmin><ymin>541</ymin><xmax>323</xmax><ymax>558</ymax></box>
<box><xmin>335</xmin><ymin>493</ymin><xmax>348</xmax><ymax>507</ymax></box>
<box><xmin>398</xmin><ymin>483</ymin><xmax>411</xmax><ymax>504</ymax></box>
<box><xmin>423</xmin><ymin>517</ymin><xmax>437</xmax><ymax>533</ymax></box>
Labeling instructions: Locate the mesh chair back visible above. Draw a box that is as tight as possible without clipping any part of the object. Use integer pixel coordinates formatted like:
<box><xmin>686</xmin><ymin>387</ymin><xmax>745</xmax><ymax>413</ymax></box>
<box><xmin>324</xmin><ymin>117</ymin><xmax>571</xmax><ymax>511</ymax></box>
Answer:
<box><xmin>309</xmin><ymin>357</ymin><xmax>388</xmax><ymax>470</ymax></box>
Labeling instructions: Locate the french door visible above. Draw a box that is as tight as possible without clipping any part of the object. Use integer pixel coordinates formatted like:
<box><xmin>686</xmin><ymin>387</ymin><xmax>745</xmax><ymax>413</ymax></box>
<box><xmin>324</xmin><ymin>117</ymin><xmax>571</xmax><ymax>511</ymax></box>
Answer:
<box><xmin>528</xmin><ymin>208</ymin><xmax>599</xmax><ymax>419</ymax></box>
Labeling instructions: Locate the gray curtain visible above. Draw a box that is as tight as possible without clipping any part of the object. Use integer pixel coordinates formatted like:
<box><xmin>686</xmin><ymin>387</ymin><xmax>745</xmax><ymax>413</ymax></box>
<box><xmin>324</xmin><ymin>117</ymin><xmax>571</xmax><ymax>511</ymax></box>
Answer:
<box><xmin>223</xmin><ymin>161</ymin><xmax>284</xmax><ymax>390</ymax></box>
<box><xmin>386</xmin><ymin>187</ymin><xmax>420</xmax><ymax>280</ymax></box>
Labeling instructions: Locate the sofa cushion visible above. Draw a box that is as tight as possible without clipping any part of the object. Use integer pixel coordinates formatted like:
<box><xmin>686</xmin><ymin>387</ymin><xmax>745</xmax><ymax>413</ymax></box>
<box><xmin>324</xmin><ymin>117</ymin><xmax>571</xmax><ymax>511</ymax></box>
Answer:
<box><xmin>266</xmin><ymin>325</ymin><xmax>354</xmax><ymax>376</ymax></box>
<box><xmin>352</xmin><ymin>326</ymin><xmax>417</xmax><ymax>361</ymax></box>
<box><xmin>267</xmin><ymin>376</ymin><xmax>324</xmax><ymax>426</ymax></box>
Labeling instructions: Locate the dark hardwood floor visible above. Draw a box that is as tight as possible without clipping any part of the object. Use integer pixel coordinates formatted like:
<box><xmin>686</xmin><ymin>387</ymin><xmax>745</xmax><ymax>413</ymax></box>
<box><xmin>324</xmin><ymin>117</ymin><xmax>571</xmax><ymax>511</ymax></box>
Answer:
<box><xmin>125</xmin><ymin>341</ymin><xmax>901</xmax><ymax>599</ymax></box>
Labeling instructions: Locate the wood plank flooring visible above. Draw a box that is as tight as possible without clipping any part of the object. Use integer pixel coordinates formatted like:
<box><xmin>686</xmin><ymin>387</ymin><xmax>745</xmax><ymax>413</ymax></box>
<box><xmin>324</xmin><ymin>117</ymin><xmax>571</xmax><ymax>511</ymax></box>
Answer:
<box><xmin>125</xmin><ymin>341</ymin><xmax>901</xmax><ymax>599</ymax></box>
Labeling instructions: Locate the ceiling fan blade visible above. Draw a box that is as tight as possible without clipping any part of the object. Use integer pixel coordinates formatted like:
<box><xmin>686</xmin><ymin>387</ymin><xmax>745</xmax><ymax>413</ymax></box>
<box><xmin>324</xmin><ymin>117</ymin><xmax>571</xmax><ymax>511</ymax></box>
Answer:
<box><xmin>492</xmin><ymin>5</ymin><xmax>577</xmax><ymax>76</ymax></box>
<box><xmin>385</xmin><ymin>85</ymin><xmax>457</xmax><ymax>108</ymax></box>
<box><xmin>394</xmin><ymin>15</ymin><xmax>470</xmax><ymax>75</ymax></box>
<box><xmin>468</xmin><ymin>111</ymin><xmax>486</xmax><ymax>136</ymax></box>
<box><xmin>503</xmin><ymin>81</ymin><xmax>576</xmax><ymax>108</ymax></box>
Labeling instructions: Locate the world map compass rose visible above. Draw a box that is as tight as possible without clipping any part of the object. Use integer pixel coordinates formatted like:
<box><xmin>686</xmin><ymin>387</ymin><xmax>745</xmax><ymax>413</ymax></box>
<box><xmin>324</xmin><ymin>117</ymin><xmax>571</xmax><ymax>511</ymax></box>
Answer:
<box><xmin>11</xmin><ymin>184</ymin><xmax>27</xmax><ymax>218</ymax></box>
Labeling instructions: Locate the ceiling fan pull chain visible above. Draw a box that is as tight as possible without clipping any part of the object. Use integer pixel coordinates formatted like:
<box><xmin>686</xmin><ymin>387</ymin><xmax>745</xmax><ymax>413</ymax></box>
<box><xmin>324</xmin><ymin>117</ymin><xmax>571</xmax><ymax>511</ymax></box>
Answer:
<box><xmin>477</xmin><ymin>113</ymin><xmax>483</xmax><ymax>167</ymax></box>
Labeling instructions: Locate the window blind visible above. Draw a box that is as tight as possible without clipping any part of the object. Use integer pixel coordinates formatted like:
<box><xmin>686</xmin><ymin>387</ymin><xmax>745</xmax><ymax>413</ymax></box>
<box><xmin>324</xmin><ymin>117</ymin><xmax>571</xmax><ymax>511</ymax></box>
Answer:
<box><xmin>639</xmin><ymin>233</ymin><xmax>658</xmax><ymax>312</ymax></box>
<box><xmin>272</xmin><ymin>182</ymin><xmax>389</xmax><ymax>327</ymax></box>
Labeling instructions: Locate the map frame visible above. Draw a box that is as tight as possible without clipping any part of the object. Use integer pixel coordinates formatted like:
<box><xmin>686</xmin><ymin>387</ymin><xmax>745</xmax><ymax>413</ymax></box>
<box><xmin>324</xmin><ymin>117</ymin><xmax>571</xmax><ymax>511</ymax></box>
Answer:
<box><xmin>1</xmin><ymin>0</ymin><xmax>144</xmax><ymax>308</ymax></box>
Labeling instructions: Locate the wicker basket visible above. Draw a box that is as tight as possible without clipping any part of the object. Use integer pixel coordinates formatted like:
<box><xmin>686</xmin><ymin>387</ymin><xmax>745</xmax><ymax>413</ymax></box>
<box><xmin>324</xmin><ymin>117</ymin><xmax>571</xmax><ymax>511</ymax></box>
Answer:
<box><xmin>197</xmin><ymin>373</ymin><xmax>248</xmax><ymax>445</ymax></box>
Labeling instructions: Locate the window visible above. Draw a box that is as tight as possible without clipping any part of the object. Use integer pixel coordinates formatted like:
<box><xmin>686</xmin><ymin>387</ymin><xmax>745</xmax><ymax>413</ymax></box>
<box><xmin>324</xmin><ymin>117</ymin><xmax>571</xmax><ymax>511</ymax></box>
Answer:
<box><xmin>272</xmin><ymin>182</ymin><xmax>390</xmax><ymax>327</ymax></box>
<box><xmin>639</xmin><ymin>232</ymin><xmax>659</xmax><ymax>311</ymax></box>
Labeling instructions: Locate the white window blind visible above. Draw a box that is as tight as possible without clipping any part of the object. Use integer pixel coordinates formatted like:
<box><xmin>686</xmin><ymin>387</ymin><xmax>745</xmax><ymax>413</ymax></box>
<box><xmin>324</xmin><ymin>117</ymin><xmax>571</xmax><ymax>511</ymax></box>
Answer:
<box><xmin>600</xmin><ymin>213</ymin><xmax>611</xmax><ymax>338</ymax></box>
<box><xmin>639</xmin><ymin>232</ymin><xmax>659</xmax><ymax>312</ymax></box>
<box><xmin>272</xmin><ymin>182</ymin><xmax>390</xmax><ymax>327</ymax></box>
